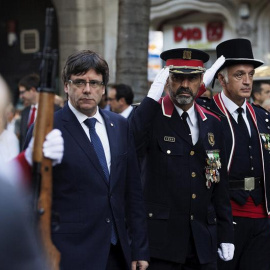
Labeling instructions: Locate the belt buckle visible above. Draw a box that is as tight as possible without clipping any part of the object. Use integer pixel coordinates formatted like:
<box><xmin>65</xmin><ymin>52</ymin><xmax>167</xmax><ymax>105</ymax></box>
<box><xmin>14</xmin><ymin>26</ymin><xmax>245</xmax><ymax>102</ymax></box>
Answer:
<box><xmin>244</xmin><ymin>177</ymin><xmax>255</xmax><ymax>191</ymax></box>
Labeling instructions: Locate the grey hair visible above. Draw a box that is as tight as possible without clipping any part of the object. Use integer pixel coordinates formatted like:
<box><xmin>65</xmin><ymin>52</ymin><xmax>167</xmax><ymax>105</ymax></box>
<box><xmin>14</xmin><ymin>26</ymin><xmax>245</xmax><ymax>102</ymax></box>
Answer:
<box><xmin>219</xmin><ymin>67</ymin><xmax>229</xmax><ymax>83</ymax></box>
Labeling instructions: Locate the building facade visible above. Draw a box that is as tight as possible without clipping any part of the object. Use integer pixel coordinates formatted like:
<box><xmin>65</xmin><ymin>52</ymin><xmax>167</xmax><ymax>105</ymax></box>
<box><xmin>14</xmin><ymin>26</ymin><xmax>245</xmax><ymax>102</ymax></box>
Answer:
<box><xmin>0</xmin><ymin>0</ymin><xmax>269</xmax><ymax>101</ymax></box>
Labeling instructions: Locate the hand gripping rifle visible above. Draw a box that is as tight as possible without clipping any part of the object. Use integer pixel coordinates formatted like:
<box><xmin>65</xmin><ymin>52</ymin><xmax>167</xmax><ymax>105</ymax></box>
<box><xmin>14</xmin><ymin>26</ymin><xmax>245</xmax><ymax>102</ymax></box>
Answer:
<box><xmin>32</xmin><ymin>7</ymin><xmax>60</xmax><ymax>270</ymax></box>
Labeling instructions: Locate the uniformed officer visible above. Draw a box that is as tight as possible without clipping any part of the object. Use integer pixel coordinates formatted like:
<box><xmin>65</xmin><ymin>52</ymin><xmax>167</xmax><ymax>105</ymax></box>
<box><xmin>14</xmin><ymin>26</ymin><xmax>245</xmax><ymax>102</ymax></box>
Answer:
<box><xmin>198</xmin><ymin>38</ymin><xmax>270</xmax><ymax>270</ymax></box>
<box><xmin>131</xmin><ymin>48</ymin><xmax>234</xmax><ymax>269</ymax></box>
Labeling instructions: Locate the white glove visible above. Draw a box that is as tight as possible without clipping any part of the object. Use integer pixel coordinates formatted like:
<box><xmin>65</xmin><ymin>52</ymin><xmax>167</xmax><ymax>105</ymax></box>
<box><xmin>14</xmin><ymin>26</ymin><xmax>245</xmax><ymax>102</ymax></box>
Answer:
<box><xmin>147</xmin><ymin>67</ymin><xmax>169</xmax><ymax>101</ymax></box>
<box><xmin>203</xmin><ymin>55</ymin><xmax>225</xmax><ymax>88</ymax></box>
<box><xmin>25</xmin><ymin>129</ymin><xmax>64</xmax><ymax>166</ymax></box>
<box><xmin>217</xmin><ymin>243</ymin><xmax>235</xmax><ymax>261</ymax></box>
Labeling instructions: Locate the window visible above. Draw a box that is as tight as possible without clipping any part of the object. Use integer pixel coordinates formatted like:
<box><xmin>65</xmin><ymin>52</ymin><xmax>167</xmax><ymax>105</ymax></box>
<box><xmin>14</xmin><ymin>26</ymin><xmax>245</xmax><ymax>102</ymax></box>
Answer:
<box><xmin>20</xmin><ymin>29</ymin><xmax>40</xmax><ymax>53</ymax></box>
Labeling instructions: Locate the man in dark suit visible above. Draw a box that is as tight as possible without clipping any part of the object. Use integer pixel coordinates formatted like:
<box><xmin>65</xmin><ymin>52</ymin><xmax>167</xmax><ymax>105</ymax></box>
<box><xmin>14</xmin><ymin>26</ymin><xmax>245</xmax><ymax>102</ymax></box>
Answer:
<box><xmin>108</xmin><ymin>83</ymin><xmax>135</xmax><ymax>119</ymax></box>
<box><xmin>18</xmin><ymin>73</ymin><xmax>40</xmax><ymax>151</ymax></box>
<box><xmin>25</xmin><ymin>50</ymin><xmax>149</xmax><ymax>270</ymax></box>
<box><xmin>131</xmin><ymin>48</ymin><xmax>234</xmax><ymax>269</ymax></box>
<box><xmin>18</xmin><ymin>73</ymin><xmax>61</xmax><ymax>150</ymax></box>
<box><xmin>197</xmin><ymin>38</ymin><xmax>270</xmax><ymax>270</ymax></box>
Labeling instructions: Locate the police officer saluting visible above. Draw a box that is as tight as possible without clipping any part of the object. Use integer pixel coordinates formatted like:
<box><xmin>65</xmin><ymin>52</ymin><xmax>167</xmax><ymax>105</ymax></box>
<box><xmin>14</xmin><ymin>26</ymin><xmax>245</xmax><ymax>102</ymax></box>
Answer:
<box><xmin>198</xmin><ymin>38</ymin><xmax>270</xmax><ymax>270</ymax></box>
<box><xmin>131</xmin><ymin>48</ymin><xmax>234</xmax><ymax>269</ymax></box>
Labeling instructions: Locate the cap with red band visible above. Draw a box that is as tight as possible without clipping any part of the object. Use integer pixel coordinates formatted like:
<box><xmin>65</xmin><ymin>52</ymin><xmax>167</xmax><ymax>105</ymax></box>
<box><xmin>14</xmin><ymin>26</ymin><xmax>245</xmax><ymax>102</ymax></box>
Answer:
<box><xmin>160</xmin><ymin>48</ymin><xmax>209</xmax><ymax>74</ymax></box>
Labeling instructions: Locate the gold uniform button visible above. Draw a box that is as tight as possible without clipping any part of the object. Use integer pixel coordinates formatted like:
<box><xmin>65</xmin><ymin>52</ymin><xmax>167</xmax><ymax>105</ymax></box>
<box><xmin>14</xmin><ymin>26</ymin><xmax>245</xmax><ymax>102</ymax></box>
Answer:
<box><xmin>191</xmin><ymin>172</ymin><xmax>196</xmax><ymax>177</ymax></box>
<box><xmin>190</xmin><ymin>150</ymin><xmax>195</xmax><ymax>156</ymax></box>
<box><xmin>148</xmin><ymin>213</ymin><xmax>153</xmax><ymax>218</ymax></box>
<box><xmin>167</xmin><ymin>150</ymin><xmax>171</xmax><ymax>154</ymax></box>
<box><xmin>190</xmin><ymin>215</ymin><xmax>194</xmax><ymax>220</ymax></box>
<box><xmin>192</xmin><ymin>194</ymin><xmax>196</xmax><ymax>199</ymax></box>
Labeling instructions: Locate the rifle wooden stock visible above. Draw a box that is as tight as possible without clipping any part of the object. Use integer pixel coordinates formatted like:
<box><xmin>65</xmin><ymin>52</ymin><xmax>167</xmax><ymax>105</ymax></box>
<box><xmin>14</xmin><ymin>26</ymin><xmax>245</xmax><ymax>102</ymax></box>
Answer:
<box><xmin>33</xmin><ymin>92</ymin><xmax>60</xmax><ymax>270</ymax></box>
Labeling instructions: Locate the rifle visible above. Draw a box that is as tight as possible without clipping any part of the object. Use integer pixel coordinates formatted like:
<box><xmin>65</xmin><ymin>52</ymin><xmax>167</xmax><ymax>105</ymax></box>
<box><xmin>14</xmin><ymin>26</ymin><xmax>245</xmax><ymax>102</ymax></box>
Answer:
<box><xmin>32</xmin><ymin>7</ymin><xmax>60</xmax><ymax>270</ymax></box>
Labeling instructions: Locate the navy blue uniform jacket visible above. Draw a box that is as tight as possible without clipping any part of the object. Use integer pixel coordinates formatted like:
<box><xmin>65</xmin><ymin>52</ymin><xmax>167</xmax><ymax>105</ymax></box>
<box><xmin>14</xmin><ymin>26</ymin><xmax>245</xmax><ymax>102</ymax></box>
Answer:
<box><xmin>131</xmin><ymin>96</ymin><xmax>233</xmax><ymax>264</ymax></box>
<box><xmin>25</xmin><ymin>103</ymin><xmax>149</xmax><ymax>270</ymax></box>
<box><xmin>198</xmin><ymin>93</ymin><xmax>270</xmax><ymax>214</ymax></box>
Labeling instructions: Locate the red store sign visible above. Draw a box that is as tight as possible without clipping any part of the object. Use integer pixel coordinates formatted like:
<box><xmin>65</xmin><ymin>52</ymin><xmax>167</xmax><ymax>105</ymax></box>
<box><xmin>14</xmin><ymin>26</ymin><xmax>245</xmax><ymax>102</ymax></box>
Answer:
<box><xmin>174</xmin><ymin>22</ymin><xmax>223</xmax><ymax>42</ymax></box>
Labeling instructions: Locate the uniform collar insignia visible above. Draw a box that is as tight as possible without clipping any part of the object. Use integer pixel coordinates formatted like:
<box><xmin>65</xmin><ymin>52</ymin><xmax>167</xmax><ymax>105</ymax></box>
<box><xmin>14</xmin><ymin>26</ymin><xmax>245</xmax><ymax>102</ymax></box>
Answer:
<box><xmin>159</xmin><ymin>95</ymin><xmax>208</xmax><ymax>121</ymax></box>
<box><xmin>159</xmin><ymin>95</ymin><xmax>174</xmax><ymax>117</ymax></box>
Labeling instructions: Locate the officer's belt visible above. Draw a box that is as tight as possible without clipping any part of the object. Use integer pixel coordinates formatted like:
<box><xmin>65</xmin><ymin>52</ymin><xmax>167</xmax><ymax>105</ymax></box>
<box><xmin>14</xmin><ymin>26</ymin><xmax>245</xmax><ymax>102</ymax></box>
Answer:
<box><xmin>229</xmin><ymin>177</ymin><xmax>262</xmax><ymax>191</ymax></box>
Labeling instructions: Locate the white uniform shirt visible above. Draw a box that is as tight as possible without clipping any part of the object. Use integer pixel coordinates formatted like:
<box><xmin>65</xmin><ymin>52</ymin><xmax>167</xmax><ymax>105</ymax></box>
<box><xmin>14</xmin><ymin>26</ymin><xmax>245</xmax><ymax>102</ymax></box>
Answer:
<box><xmin>221</xmin><ymin>91</ymin><xmax>251</xmax><ymax>136</ymax></box>
<box><xmin>174</xmin><ymin>103</ymin><xmax>199</xmax><ymax>145</ymax></box>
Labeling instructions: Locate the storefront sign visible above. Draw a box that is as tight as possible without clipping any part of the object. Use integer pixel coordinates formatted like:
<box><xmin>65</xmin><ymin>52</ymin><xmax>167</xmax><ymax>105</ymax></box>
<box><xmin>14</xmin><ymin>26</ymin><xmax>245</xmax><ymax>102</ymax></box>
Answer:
<box><xmin>163</xmin><ymin>22</ymin><xmax>230</xmax><ymax>50</ymax></box>
<box><xmin>174</xmin><ymin>27</ymin><xmax>202</xmax><ymax>42</ymax></box>
<box><xmin>207</xmin><ymin>22</ymin><xmax>223</xmax><ymax>41</ymax></box>
<box><xmin>174</xmin><ymin>22</ymin><xmax>223</xmax><ymax>42</ymax></box>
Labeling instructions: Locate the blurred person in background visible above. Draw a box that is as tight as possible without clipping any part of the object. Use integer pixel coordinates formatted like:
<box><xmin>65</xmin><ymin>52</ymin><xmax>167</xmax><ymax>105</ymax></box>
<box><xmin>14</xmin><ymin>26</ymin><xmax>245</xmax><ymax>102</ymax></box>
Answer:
<box><xmin>262</xmin><ymin>98</ymin><xmax>270</xmax><ymax>112</ymax></box>
<box><xmin>0</xmin><ymin>74</ymin><xmax>64</xmax><ymax>270</ymax></box>
<box><xmin>200</xmin><ymin>87</ymin><xmax>213</xmax><ymax>99</ymax></box>
<box><xmin>0</xmin><ymin>77</ymin><xmax>19</xmax><ymax>161</ymax></box>
<box><xmin>98</xmin><ymin>86</ymin><xmax>110</xmax><ymax>110</ymax></box>
<box><xmin>17</xmin><ymin>73</ymin><xmax>40</xmax><ymax>151</ymax></box>
<box><xmin>251</xmin><ymin>81</ymin><xmax>270</xmax><ymax>106</ymax></box>
<box><xmin>54</xmin><ymin>94</ymin><xmax>65</xmax><ymax>108</ymax></box>
<box><xmin>108</xmin><ymin>83</ymin><xmax>134</xmax><ymax>119</ymax></box>
<box><xmin>18</xmin><ymin>73</ymin><xmax>61</xmax><ymax>151</ymax></box>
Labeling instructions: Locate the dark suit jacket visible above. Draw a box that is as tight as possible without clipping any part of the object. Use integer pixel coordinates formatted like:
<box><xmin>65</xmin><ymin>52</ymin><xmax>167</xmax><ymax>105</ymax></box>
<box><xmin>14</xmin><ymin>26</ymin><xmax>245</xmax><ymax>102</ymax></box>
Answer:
<box><xmin>25</xmin><ymin>103</ymin><xmax>149</xmax><ymax>270</ymax></box>
<box><xmin>131</xmin><ymin>97</ymin><xmax>233</xmax><ymax>264</ymax></box>
<box><xmin>198</xmin><ymin>93</ymin><xmax>270</xmax><ymax>213</ymax></box>
<box><xmin>19</xmin><ymin>104</ymin><xmax>61</xmax><ymax>151</ymax></box>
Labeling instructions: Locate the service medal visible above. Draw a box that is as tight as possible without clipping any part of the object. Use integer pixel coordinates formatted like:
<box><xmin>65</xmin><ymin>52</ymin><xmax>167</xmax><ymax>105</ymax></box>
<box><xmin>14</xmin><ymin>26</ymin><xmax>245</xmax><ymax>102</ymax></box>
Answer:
<box><xmin>260</xmin><ymin>133</ymin><xmax>270</xmax><ymax>150</ymax></box>
<box><xmin>205</xmin><ymin>150</ymin><xmax>221</xmax><ymax>189</ymax></box>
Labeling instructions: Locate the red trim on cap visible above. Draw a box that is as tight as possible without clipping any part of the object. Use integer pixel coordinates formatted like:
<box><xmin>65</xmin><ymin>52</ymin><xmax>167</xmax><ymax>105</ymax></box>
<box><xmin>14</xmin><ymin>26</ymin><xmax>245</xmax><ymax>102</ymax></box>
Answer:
<box><xmin>166</xmin><ymin>59</ymin><xmax>204</xmax><ymax>67</ymax></box>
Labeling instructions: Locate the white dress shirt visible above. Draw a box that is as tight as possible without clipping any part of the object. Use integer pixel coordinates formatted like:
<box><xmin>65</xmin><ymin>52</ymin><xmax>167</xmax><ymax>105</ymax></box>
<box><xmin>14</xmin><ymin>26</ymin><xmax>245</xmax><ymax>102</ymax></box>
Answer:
<box><xmin>221</xmin><ymin>91</ymin><xmax>251</xmax><ymax>136</ymax></box>
<box><xmin>68</xmin><ymin>101</ymin><xmax>111</xmax><ymax>172</ymax></box>
<box><xmin>120</xmin><ymin>105</ymin><xmax>133</xmax><ymax>119</ymax></box>
<box><xmin>174</xmin><ymin>103</ymin><xmax>199</xmax><ymax>145</ymax></box>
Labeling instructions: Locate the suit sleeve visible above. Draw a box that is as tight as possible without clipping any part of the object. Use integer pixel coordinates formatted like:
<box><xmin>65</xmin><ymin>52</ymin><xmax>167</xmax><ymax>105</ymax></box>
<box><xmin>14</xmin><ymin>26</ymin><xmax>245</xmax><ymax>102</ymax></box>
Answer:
<box><xmin>125</xmin><ymin>123</ymin><xmax>150</xmax><ymax>261</ymax></box>
<box><xmin>130</xmin><ymin>97</ymin><xmax>160</xmax><ymax>156</ymax></box>
<box><xmin>212</xmin><ymin>124</ymin><xmax>234</xmax><ymax>245</ymax></box>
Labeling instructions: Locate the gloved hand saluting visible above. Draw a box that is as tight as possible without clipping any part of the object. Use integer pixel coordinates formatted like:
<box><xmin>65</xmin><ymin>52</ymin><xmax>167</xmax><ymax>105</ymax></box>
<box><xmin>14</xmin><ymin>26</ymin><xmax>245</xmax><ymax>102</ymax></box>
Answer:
<box><xmin>147</xmin><ymin>67</ymin><xmax>169</xmax><ymax>101</ymax></box>
<box><xmin>25</xmin><ymin>129</ymin><xmax>64</xmax><ymax>166</ymax></box>
<box><xmin>217</xmin><ymin>243</ymin><xmax>235</xmax><ymax>261</ymax></box>
<box><xmin>203</xmin><ymin>55</ymin><xmax>225</xmax><ymax>88</ymax></box>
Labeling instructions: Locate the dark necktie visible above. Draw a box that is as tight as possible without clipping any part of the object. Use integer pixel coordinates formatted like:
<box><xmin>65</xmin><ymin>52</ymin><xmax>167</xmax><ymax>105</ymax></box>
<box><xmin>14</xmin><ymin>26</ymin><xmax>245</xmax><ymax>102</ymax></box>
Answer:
<box><xmin>84</xmin><ymin>118</ymin><xmax>109</xmax><ymax>180</ymax></box>
<box><xmin>84</xmin><ymin>118</ymin><xmax>117</xmax><ymax>244</ymax></box>
<box><xmin>182</xmin><ymin>111</ymin><xmax>192</xmax><ymax>144</ymax></box>
<box><xmin>236</xmin><ymin>107</ymin><xmax>250</xmax><ymax>137</ymax></box>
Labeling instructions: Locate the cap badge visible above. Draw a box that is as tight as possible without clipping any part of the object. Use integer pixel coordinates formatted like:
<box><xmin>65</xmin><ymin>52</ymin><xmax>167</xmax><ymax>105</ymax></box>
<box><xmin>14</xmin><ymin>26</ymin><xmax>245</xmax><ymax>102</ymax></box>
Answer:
<box><xmin>183</xmin><ymin>50</ymin><xmax>192</xmax><ymax>60</ymax></box>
